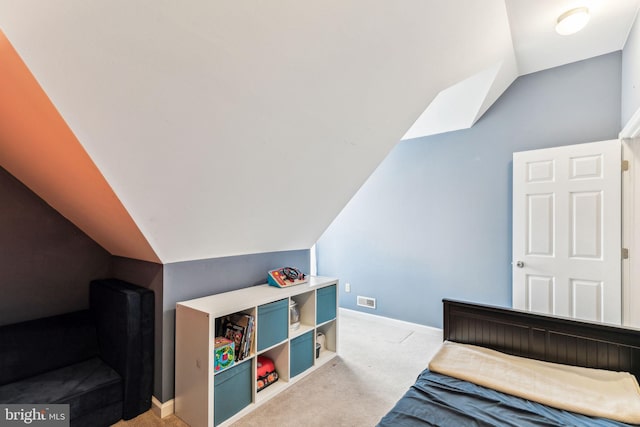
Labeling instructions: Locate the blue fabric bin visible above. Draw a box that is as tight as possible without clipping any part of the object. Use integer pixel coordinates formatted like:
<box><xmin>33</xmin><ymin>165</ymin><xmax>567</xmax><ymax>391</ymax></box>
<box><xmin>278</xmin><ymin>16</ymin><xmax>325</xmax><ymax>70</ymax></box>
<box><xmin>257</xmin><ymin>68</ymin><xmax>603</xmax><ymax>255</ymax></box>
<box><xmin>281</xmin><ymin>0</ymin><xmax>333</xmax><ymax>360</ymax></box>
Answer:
<box><xmin>214</xmin><ymin>361</ymin><xmax>252</xmax><ymax>425</ymax></box>
<box><xmin>316</xmin><ymin>285</ymin><xmax>337</xmax><ymax>324</ymax></box>
<box><xmin>290</xmin><ymin>331</ymin><xmax>314</xmax><ymax>377</ymax></box>
<box><xmin>257</xmin><ymin>299</ymin><xmax>288</xmax><ymax>351</ymax></box>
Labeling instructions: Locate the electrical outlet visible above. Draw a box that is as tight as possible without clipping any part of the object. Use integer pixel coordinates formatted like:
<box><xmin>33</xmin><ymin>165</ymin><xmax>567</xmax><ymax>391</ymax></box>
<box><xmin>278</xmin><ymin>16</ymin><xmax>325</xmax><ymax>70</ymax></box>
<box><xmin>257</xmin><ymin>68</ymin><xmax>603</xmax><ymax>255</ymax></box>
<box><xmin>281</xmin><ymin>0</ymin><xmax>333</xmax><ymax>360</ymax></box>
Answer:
<box><xmin>345</xmin><ymin>282</ymin><xmax>351</xmax><ymax>293</ymax></box>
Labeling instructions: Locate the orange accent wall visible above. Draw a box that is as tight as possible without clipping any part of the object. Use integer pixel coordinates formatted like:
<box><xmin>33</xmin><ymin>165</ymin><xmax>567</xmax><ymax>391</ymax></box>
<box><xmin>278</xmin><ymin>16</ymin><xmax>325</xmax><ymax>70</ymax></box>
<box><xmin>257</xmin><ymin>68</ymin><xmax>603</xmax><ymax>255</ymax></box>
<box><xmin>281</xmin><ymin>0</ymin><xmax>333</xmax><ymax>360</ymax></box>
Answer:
<box><xmin>0</xmin><ymin>30</ymin><xmax>160</xmax><ymax>263</ymax></box>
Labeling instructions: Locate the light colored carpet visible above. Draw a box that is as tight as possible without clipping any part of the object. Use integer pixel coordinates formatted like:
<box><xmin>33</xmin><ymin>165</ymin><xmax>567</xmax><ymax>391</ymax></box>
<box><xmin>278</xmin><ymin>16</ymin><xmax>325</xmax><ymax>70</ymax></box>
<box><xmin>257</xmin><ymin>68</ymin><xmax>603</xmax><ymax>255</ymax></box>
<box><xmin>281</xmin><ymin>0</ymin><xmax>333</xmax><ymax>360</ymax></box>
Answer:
<box><xmin>114</xmin><ymin>309</ymin><xmax>443</xmax><ymax>427</ymax></box>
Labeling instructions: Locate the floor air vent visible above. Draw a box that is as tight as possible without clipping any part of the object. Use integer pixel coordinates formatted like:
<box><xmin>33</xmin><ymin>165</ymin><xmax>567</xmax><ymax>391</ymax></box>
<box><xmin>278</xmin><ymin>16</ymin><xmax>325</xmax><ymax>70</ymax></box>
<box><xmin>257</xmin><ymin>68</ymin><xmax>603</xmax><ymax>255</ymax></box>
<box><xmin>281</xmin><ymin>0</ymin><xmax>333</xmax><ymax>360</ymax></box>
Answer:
<box><xmin>357</xmin><ymin>296</ymin><xmax>376</xmax><ymax>309</ymax></box>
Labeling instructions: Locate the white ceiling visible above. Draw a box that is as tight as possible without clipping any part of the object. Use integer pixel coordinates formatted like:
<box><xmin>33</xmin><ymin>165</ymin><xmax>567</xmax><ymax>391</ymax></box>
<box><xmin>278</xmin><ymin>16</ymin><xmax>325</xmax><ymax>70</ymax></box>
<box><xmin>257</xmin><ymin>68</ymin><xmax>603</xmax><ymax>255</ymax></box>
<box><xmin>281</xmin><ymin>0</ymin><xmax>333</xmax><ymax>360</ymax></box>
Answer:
<box><xmin>403</xmin><ymin>0</ymin><xmax>640</xmax><ymax>140</ymax></box>
<box><xmin>507</xmin><ymin>0</ymin><xmax>639</xmax><ymax>75</ymax></box>
<box><xmin>0</xmin><ymin>1</ymin><xmax>638</xmax><ymax>263</ymax></box>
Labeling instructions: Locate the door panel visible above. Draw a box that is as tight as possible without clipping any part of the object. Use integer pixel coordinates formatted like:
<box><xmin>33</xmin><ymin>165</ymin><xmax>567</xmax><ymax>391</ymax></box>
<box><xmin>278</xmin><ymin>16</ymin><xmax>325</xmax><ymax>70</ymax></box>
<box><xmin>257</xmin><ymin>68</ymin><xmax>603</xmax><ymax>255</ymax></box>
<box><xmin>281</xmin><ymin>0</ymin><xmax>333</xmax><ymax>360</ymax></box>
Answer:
<box><xmin>526</xmin><ymin>275</ymin><xmax>554</xmax><ymax>314</ymax></box>
<box><xmin>513</xmin><ymin>139</ymin><xmax>621</xmax><ymax>325</ymax></box>
<box><xmin>528</xmin><ymin>160</ymin><xmax>554</xmax><ymax>182</ymax></box>
<box><xmin>527</xmin><ymin>193</ymin><xmax>554</xmax><ymax>256</ymax></box>
<box><xmin>570</xmin><ymin>191</ymin><xmax>602</xmax><ymax>259</ymax></box>
<box><xmin>570</xmin><ymin>155</ymin><xmax>602</xmax><ymax>179</ymax></box>
<box><xmin>571</xmin><ymin>279</ymin><xmax>602</xmax><ymax>322</ymax></box>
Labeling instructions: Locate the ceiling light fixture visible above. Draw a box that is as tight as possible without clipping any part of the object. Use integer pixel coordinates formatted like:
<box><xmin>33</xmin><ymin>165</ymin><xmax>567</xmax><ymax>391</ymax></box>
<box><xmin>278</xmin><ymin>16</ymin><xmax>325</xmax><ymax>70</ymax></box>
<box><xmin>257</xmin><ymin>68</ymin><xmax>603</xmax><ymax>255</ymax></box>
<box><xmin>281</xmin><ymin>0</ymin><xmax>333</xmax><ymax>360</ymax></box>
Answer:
<box><xmin>555</xmin><ymin>7</ymin><xmax>590</xmax><ymax>35</ymax></box>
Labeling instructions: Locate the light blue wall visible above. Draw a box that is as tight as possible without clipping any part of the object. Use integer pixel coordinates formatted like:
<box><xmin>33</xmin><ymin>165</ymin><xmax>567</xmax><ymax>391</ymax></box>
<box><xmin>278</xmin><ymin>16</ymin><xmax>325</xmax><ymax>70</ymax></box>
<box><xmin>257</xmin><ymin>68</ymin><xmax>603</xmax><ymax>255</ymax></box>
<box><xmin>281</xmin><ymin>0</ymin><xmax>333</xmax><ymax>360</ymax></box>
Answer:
<box><xmin>161</xmin><ymin>249</ymin><xmax>309</xmax><ymax>401</ymax></box>
<box><xmin>317</xmin><ymin>52</ymin><xmax>622</xmax><ymax>329</ymax></box>
<box><xmin>622</xmin><ymin>10</ymin><xmax>640</xmax><ymax>127</ymax></box>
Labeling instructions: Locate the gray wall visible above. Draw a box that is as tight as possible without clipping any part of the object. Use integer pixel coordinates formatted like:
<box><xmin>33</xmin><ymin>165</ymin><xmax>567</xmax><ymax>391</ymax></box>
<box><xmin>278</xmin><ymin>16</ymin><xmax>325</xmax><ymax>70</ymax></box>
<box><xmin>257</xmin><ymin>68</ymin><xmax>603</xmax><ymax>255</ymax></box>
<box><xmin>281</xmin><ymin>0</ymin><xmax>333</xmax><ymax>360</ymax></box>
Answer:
<box><xmin>622</xmin><ymin>10</ymin><xmax>640</xmax><ymax>127</ymax></box>
<box><xmin>0</xmin><ymin>166</ymin><xmax>111</xmax><ymax>326</ymax></box>
<box><xmin>317</xmin><ymin>52</ymin><xmax>622</xmax><ymax>329</ymax></box>
<box><xmin>161</xmin><ymin>249</ymin><xmax>310</xmax><ymax>401</ymax></box>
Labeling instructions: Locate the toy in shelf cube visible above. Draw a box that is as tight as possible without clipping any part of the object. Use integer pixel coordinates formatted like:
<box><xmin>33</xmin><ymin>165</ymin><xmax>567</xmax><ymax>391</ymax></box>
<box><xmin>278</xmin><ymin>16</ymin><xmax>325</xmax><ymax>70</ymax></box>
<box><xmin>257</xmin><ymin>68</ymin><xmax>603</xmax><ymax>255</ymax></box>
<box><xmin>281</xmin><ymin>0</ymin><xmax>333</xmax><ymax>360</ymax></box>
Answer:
<box><xmin>214</xmin><ymin>337</ymin><xmax>235</xmax><ymax>372</ymax></box>
<box><xmin>256</xmin><ymin>355</ymin><xmax>279</xmax><ymax>392</ymax></box>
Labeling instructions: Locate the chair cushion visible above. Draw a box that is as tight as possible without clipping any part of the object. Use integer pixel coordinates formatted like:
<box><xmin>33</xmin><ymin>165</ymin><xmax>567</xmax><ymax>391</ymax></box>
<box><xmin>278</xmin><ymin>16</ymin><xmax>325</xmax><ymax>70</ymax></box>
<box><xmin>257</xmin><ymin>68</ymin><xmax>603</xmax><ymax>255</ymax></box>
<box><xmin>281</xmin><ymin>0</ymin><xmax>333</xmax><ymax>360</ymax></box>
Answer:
<box><xmin>0</xmin><ymin>310</ymin><xmax>98</xmax><ymax>385</ymax></box>
<box><xmin>0</xmin><ymin>357</ymin><xmax>122</xmax><ymax>421</ymax></box>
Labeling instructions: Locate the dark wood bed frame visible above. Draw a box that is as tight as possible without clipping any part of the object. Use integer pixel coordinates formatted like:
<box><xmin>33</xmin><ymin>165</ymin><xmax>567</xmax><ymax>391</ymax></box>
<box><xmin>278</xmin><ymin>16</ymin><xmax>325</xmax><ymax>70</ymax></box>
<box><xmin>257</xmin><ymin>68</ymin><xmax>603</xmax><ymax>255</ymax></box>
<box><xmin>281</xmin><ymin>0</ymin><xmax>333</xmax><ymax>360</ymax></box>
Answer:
<box><xmin>443</xmin><ymin>299</ymin><xmax>640</xmax><ymax>380</ymax></box>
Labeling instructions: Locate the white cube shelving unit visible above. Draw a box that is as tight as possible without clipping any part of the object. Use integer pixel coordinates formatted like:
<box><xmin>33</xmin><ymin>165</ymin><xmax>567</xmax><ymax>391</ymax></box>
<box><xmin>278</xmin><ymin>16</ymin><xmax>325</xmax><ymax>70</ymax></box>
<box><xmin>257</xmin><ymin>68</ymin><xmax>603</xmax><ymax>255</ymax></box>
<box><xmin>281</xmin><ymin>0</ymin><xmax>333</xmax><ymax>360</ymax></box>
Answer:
<box><xmin>174</xmin><ymin>276</ymin><xmax>339</xmax><ymax>427</ymax></box>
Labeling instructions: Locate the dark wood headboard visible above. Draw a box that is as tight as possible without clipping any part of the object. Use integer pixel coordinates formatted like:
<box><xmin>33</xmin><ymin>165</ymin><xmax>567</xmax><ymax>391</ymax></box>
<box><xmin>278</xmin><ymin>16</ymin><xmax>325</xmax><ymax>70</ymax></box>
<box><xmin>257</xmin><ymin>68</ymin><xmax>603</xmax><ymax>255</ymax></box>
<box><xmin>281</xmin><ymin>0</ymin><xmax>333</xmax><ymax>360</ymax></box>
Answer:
<box><xmin>443</xmin><ymin>299</ymin><xmax>640</xmax><ymax>380</ymax></box>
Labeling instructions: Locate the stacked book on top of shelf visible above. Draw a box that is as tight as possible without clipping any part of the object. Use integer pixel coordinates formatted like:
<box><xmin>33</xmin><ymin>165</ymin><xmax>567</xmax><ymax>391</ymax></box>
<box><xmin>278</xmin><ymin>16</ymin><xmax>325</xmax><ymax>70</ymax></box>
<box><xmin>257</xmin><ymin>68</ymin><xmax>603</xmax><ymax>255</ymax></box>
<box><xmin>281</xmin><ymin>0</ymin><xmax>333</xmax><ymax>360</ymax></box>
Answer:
<box><xmin>217</xmin><ymin>313</ymin><xmax>254</xmax><ymax>362</ymax></box>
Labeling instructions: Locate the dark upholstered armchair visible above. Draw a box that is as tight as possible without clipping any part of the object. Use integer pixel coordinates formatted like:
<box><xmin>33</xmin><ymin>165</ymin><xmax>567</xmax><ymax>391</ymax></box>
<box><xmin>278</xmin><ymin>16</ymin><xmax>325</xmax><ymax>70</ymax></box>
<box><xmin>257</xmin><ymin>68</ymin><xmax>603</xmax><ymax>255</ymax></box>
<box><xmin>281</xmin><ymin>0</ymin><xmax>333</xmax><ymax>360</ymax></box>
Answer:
<box><xmin>0</xmin><ymin>279</ymin><xmax>154</xmax><ymax>427</ymax></box>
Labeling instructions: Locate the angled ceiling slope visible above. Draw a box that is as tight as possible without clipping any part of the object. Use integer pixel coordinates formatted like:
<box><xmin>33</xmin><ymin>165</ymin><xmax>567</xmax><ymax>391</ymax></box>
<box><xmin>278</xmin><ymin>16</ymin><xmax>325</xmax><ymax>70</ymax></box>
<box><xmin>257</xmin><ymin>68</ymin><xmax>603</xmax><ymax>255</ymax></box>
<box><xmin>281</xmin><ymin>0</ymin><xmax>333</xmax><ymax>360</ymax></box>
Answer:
<box><xmin>402</xmin><ymin>60</ymin><xmax>515</xmax><ymax>140</ymax></box>
<box><xmin>0</xmin><ymin>0</ymin><xmax>568</xmax><ymax>263</ymax></box>
<box><xmin>403</xmin><ymin>0</ymin><xmax>517</xmax><ymax>140</ymax></box>
<box><xmin>0</xmin><ymin>31</ymin><xmax>159</xmax><ymax>263</ymax></box>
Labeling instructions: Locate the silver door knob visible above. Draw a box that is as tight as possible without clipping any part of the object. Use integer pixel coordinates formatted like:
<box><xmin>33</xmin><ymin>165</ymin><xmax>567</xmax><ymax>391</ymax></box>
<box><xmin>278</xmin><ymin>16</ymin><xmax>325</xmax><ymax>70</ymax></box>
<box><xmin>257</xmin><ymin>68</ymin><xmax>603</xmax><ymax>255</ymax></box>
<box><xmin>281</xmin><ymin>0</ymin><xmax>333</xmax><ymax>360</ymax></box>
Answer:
<box><xmin>515</xmin><ymin>261</ymin><xmax>524</xmax><ymax>268</ymax></box>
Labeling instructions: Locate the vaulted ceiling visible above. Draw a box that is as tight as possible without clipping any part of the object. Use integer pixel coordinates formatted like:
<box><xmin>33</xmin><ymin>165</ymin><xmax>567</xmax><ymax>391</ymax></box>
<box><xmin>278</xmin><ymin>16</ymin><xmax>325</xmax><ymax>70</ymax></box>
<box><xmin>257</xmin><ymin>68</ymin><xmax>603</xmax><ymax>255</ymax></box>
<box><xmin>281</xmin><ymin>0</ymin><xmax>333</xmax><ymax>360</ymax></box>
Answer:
<box><xmin>0</xmin><ymin>0</ymin><xmax>638</xmax><ymax>264</ymax></box>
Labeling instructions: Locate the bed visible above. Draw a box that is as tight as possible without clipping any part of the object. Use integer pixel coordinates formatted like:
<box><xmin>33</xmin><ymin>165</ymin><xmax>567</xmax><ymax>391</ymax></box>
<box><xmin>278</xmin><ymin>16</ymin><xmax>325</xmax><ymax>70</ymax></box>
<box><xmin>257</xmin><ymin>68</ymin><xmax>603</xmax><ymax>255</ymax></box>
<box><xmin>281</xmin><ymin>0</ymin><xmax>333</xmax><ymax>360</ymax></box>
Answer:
<box><xmin>378</xmin><ymin>299</ymin><xmax>640</xmax><ymax>426</ymax></box>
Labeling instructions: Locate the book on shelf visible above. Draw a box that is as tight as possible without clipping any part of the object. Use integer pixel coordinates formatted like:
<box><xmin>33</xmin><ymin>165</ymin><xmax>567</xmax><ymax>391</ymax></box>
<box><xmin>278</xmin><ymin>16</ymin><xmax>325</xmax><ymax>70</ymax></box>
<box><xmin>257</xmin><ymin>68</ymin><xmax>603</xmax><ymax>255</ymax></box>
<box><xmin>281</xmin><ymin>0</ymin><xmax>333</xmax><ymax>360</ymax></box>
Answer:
<box><xmin>243</xmin><ymin>315</ymin><xmax>254</xmax><ymax>359</ymax></box>
<box><xmin>218</xmin><ymin>313</ymin><xmax>254</xmax><ymax>361</ymax></box>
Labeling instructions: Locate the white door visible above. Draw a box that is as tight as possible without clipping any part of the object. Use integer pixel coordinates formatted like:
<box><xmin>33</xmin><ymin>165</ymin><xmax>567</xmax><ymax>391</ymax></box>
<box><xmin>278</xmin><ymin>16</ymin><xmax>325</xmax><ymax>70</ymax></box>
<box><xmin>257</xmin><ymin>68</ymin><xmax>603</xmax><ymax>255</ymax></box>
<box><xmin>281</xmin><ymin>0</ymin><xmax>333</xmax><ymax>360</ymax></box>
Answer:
<box><xmin>512</xmin><ymin>139</ymin><xmax>622</xmax><ymax>325</ymax></box>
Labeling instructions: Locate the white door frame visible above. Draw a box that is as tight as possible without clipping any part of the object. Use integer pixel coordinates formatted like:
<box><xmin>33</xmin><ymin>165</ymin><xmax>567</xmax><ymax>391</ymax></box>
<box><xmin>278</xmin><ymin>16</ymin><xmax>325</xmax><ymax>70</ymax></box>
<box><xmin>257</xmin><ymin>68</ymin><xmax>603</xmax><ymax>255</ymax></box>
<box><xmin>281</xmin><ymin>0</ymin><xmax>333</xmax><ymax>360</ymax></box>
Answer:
<box><xmin>620</xmin><ymin>107</ymin><xmax>640</xmax><ymax>140</ymax></box>
<box><xmin>620</xmin><ymin>106</ymin><xmax>640</xmax><ymax>328</ymax></box>
<box><xmin>622</xmin><ymin>138</ymin><xmax>640</xmax><ymax>328</ymax></box>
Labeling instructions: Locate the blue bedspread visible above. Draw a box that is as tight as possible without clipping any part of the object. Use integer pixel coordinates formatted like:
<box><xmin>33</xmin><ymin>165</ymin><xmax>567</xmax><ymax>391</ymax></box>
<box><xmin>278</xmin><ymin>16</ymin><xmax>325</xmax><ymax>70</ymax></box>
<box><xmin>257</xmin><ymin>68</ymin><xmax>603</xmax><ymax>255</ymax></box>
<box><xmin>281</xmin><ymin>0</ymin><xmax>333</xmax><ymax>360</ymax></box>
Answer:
<box><xmin>377</xmin><ymin>369</ymin><xmax>636</xmax><ymax>427</ymax></box>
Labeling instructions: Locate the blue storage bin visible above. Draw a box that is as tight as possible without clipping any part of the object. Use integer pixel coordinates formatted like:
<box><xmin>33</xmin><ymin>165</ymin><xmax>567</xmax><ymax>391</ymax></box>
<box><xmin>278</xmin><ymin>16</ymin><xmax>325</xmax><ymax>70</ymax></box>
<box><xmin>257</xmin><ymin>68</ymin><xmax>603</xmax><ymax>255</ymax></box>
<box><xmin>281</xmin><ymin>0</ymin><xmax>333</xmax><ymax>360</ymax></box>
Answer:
<box><xmin>290</xmin><ymin>331</ymin><xmax>314</xmax><ymax>377</ymax></box>
<box><xmin>214</xmin><ymin>361</ymin><xmax>252</xmax><ymax>425</ymax></box>
<box><xmin>316</xmin><ymin>285</ymin><xmax>337</xmax><ymax>324</ymax></box>
<box><xmin>257</xmin><ymin>299</ymin><xmax>288</xmax><ymax>351</ymax></box>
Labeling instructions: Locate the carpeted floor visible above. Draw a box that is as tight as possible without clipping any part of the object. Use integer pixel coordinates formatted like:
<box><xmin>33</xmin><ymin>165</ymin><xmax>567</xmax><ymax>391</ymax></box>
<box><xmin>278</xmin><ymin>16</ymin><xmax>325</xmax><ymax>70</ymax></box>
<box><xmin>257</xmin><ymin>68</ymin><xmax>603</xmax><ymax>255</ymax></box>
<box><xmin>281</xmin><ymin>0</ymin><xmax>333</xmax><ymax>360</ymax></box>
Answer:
<box><xmin>113</xmin><ymin>309</ymin><xmax>443</xmax><ymax>427</ymax></box>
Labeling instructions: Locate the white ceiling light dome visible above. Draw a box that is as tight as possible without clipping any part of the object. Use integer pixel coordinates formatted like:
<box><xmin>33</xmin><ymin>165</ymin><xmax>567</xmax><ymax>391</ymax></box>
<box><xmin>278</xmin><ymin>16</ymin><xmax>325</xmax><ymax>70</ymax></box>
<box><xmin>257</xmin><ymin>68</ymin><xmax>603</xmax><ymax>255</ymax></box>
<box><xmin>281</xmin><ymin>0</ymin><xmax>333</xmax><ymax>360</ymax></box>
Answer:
<box><xmin>556</xmin><ymin>7</ymin><xmax>590</xmax><ymax>35</ymax></box>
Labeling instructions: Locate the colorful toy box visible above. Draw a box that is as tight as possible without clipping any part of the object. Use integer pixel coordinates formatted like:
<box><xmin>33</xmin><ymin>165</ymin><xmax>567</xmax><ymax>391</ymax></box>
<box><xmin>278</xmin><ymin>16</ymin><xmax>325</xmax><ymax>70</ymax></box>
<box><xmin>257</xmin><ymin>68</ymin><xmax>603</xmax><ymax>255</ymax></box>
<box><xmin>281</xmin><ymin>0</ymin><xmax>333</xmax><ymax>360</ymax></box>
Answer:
<box><xmin>214</xmin><ymin>337</ymin><xmax>235</xmax><ymax>372</ymax></box>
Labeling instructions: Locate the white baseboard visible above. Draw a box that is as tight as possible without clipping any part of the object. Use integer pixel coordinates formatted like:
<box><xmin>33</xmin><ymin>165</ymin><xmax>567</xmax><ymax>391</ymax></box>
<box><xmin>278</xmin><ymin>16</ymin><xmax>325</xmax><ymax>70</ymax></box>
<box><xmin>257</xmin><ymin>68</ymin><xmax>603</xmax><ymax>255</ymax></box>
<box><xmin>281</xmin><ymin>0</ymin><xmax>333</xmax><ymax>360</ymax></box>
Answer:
<box><xmin>339</xmin><ymin>307</ymin><xmax>442</xmax><ymax>336</ymax></box>
<box><xmin>151</xmin><ymin>396</ymin><xmax>174</xmax><ymax>418</ymax></box>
